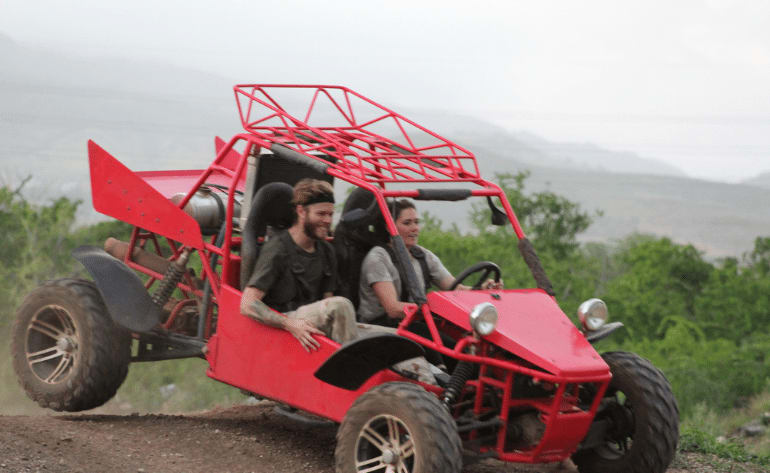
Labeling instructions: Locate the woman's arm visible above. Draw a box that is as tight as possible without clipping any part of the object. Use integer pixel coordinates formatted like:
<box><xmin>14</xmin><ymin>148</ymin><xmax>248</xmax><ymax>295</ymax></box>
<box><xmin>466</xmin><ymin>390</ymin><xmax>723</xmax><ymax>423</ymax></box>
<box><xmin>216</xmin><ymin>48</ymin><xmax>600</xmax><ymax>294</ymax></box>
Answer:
<box><xmin>437</xmin><ymin>276</ymin><xmax>503</xmax><ymax>291</ymax></box>
<box><xmin>372</xmin><ymin>281</ymin><xmax>410</xmax><ymax>320</ymax></box>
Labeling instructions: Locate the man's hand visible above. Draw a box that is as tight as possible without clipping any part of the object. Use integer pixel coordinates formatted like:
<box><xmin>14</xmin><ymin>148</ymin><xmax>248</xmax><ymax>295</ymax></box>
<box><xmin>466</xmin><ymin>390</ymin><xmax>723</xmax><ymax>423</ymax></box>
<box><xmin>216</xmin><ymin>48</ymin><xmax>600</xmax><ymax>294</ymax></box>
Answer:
<box><xmin>481</xmin><ymin>279</ymin><xmax>504</xmax><ymax>290</ymax></box>
<box><xmin>284</xmin><ymin>318</ymin><xmax>324</xmax><ymax>352</ymax></box>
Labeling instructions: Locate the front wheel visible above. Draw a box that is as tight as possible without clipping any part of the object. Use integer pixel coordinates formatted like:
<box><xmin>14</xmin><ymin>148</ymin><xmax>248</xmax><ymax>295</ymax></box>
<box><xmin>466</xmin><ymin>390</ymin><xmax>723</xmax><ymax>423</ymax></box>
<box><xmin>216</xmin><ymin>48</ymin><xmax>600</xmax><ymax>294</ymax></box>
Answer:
<box><xmin>573</xmin><ymin>351</ymin><xmax>679</xmax><ymax>473</ymax></box>
<box><xmin>11</xmin><ymin>278</ymin><xmax>131</xmax><ymax>411</ymax></box>
<box><xmin>335</xmin><ymin>382</ymin><xmax>462</xmax><ymax>473</ymax></box>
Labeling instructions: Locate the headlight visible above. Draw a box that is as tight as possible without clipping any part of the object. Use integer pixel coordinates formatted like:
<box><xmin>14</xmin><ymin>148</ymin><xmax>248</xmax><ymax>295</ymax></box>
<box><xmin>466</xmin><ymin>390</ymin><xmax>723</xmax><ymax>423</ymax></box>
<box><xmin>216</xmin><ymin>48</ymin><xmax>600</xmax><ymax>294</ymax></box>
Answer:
<box><xmin>469</xmin><ymin>302</ymin><xmax>498</xmax><ymax>336</ymax></box>
<box><xmin>578</xmin><ymin>298</ymin><xmax>608</xmax><ymax>331</ymax></box>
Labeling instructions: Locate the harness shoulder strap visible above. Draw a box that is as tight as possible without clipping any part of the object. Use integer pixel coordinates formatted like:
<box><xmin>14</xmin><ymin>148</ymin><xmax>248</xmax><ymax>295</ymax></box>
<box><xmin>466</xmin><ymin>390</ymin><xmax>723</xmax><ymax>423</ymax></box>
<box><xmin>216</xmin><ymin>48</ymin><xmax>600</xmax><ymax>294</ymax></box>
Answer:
<box><xmin>409</xmin><ymin>246</ymin><xmax>432</xmax><ymax>293</ymax></box>
<box><xmin>379</xmin><ymin>244</ymin><xmax>431</xmax><ymax>302</ymax></box>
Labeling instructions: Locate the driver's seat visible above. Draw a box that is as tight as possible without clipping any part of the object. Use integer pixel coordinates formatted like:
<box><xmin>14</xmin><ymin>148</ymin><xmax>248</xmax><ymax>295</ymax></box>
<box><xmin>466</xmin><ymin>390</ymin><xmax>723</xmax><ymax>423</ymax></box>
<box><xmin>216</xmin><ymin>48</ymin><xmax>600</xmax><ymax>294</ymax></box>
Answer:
<box><xmin>239</xmin><ymin>182</ymin><xmax>294</xmax><ymax>290</ymax></box>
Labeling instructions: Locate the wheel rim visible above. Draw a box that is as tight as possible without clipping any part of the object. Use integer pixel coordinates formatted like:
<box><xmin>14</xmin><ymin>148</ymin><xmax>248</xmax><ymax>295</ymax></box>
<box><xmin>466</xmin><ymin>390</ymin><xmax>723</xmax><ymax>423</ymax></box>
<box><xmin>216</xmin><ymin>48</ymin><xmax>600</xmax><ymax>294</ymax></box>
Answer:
<box><xmin>25</xmin><ymin>304</ymin><xmax>79</xmax><ymax>384</ymax></box>
<box><xmin>354</xmin><ymin>414</ymin><xmax>416</xmax><ymax>473</ymax></box>
<box><xmin>595</xmin><ymin>390</ymin><xmax>635</xmax><ymax>460</ymax></box>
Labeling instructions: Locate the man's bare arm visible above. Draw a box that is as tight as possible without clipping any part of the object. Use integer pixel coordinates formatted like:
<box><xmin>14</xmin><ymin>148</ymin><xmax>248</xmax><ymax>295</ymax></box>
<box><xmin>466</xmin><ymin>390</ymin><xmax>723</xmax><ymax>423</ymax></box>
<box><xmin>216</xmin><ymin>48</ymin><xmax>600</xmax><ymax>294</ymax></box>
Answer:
<box><xmin>240</xmin><ymin>286</ymin><xmax>287</xmax><ymax>329</ymax></box>
<box><xmin>240</xmin><ymin>286</ymin><xmax>323</xmax><ymax>352</ymax></box>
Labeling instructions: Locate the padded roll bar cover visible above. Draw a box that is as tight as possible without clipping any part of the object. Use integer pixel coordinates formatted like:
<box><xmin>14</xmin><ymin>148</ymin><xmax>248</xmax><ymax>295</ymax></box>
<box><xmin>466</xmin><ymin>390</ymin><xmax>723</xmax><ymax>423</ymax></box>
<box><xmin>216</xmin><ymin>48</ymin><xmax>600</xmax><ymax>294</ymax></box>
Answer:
<box><xmin>239</xmin><ymin>182</ymin><xmax>294</xmax><ymax>290</ymax></box>
<box><xmin>415</xmin><ymin>189</ymin><xmax>471</xmax><ymax>201</ymax></box>
<box><xmin>518</xmin><ymin>238</ymin><xmax>556</xmax><ymax>296</ymax></box>
<box><xmin>269</xmin><ymin>143</ymin><xmax>330</xmax><ymax>176</ymax></box>
<box><xmin>391</xmin><ymin>235</ymin><xmax>427</xmax><ymax>306</ymax></box>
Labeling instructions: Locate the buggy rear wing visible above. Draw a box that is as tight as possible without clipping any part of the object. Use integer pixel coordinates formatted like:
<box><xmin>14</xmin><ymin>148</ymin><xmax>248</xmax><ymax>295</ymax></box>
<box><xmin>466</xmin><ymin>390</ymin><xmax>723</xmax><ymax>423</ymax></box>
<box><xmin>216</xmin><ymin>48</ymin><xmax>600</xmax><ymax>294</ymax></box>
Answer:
<box><xmin>87</xmin><ymin>140</ymin><xmax>205</xmax><ymax>249</ymax></box>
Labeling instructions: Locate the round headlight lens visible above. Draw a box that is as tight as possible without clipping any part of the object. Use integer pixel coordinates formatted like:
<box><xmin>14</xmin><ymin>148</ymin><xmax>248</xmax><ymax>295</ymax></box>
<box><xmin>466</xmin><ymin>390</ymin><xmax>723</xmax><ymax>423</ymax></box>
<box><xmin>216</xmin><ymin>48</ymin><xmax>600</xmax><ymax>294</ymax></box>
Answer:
<box><xmin>469</xmin><ymin>302</ymin><xmax>498</xmax><ymax>336</ymax></box>
<box><xmin>578</xmin><ymin>298</ymin><xmax>608</xmax><ymax>331</ymax></box>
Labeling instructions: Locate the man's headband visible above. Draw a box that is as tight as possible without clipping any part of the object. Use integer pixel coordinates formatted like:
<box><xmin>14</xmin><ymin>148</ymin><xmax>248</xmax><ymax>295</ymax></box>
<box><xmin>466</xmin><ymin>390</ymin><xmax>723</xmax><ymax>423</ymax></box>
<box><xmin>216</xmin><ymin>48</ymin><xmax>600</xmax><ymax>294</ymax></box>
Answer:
<box><xmin>300</xmin><ymin>192</ymin><xmax>335</xmax><ymax>206</ymax></box>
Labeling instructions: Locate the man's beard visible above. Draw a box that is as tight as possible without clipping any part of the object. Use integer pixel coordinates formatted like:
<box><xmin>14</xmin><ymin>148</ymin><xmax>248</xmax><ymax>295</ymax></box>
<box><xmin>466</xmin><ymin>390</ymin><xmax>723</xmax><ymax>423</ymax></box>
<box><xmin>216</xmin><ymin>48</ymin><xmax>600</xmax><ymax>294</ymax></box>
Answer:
<box><xmin>303</xmin><ymin>219</ymin><xmax>326</xmax><ymax>240</ymax></box>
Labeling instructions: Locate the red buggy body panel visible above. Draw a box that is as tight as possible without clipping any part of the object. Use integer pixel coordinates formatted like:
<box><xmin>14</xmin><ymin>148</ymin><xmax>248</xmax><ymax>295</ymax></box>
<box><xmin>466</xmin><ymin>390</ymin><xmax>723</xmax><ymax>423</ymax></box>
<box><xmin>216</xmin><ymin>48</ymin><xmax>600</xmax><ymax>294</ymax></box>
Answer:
<box><xmin>205</xmin><ymin>286</ymin><xmax>404</xmax><ymax>422</ymax></box>
<box><xmin>426</xmin><ymin>289</ymin><xmax>609</xmax><ymax>378</ymax></box>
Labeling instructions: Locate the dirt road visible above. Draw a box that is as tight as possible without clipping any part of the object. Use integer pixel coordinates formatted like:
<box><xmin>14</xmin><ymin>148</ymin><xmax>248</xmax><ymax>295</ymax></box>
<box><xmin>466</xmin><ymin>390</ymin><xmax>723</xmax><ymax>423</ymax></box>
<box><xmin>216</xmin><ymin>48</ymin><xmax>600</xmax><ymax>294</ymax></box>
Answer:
<box><xmin>0</xmin><ymin>401</ymin><xmax>761</xmax><ymax>473</ymax></box>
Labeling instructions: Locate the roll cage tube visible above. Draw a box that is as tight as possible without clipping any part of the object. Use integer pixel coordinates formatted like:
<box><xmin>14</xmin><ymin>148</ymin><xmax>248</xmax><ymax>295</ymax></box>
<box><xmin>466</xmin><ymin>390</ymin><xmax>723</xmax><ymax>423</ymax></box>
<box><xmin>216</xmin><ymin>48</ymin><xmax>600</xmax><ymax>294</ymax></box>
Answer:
<box><xmin>207</xmin><ymin>90</ymin><xmax>553</xmax><ymax>304</ymax></box>
<box><xmin>208</xmin><ymin>148</ymin><xmax>554</xmax><ymax>307</ymax></box>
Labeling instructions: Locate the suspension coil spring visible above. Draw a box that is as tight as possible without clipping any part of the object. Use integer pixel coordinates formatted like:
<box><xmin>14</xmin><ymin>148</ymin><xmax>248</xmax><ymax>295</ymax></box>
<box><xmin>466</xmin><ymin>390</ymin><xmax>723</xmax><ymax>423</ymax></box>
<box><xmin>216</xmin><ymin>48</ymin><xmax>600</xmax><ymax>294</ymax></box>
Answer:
<box><xmin>442</xmin><ymin>361</ymin><xmax>475</xmax><ymax>409</ymax></box>
<box><xmin>152</xmin><ymin>250</ymin><xmax>191</xmax><ymax>308</ymax></box>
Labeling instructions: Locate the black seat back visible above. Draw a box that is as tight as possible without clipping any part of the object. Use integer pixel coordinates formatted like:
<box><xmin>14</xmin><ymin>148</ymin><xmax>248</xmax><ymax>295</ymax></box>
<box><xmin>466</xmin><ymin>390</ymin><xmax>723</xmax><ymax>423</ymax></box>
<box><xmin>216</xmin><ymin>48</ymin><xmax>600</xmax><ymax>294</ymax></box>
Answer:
<box><xmin>239</xmin><ymin>154</ymin><xmax>335</xmax><ymax>289</ymax></box>
<box><xmin>239</xmin><ymin>182</ymin><xmax>294</xmax><ymax>289</ymax></box>
<box><xmin>333</xmin><ymin>188</ymin><xmax>388</xmax><ymax>310</ymax></box>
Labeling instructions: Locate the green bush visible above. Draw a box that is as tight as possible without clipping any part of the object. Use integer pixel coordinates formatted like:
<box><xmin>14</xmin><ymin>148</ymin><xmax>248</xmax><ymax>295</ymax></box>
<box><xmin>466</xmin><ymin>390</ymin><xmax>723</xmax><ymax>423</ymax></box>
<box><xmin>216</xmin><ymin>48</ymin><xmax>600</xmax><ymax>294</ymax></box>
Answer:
<box><xmin>599</xmin><ymin>321</ymin><xmax>770</xmax><ymax>416</ymax></box>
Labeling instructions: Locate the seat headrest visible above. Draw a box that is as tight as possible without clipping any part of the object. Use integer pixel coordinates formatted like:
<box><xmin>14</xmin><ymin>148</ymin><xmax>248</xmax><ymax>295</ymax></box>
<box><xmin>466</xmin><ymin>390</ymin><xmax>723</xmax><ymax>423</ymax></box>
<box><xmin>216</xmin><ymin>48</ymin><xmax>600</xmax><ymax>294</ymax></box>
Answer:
<box><xmin>337</xmin><ymin>187</ymin><xmax>388</xmax><ymax>247</ymax></box>
<box><xmin>251</xmin><ymin>182</ymin><xmax>294</xmax><ymax>235</ymax></box>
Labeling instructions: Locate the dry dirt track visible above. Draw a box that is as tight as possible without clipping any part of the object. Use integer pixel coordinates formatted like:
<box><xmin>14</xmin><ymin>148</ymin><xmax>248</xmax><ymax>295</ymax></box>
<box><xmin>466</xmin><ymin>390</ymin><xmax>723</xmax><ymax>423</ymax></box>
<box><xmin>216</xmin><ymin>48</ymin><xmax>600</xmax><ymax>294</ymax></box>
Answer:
<box><xmin>0</xmin><ymin>401</ymin><xmax>759</xmax><ymax>473</ymax></box>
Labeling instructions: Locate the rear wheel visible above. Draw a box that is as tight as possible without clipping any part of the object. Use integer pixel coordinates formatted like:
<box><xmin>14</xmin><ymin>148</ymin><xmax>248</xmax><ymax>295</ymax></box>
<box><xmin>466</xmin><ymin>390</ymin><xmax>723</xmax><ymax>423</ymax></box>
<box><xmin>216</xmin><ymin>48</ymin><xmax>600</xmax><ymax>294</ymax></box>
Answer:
<box><xmin>11</xmin><ymin>278</ymin><xmax>131</xmax><ymax>411</ymax></box>
<box><xmin>573</xmin><ymin>351</ymin><xmax>679</xmax><ymax>473</ymax></box>
<box><xmin>335</xmin><ymin>382</ymin><xmax>462</xmax><ymax>473</ymax></box>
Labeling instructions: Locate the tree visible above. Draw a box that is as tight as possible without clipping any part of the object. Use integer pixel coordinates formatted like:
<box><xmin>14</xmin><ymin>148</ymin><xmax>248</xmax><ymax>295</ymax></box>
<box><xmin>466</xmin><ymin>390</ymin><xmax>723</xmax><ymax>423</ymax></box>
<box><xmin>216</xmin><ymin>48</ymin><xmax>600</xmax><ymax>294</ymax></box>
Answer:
<box><xmin>748</xmin><ymin>236</ymin><xmax>770</xmax><ymax>276</ymax></box>
<box><xmin>470</xmin><ymin>171</ymin><xmax>596</xmax><ymax>259</ymax></box>
<box><xmin>694</xmin><ymin>238</ymin><xmax>770</xmax><ymax>341</ymax></box>
<box><xmin>421</xmin><ymin>172</ymin><xmax>600</xmax><ymax>317</ymax></box>
<box><xmin>601</xmin><ymin>235</ymin><xmax>712</xmax><ymax>340</ymax></box>
<box><xmin>0</xmin><ymin>184</ymin><xmax>131</xmax><ymax>340</ymax></box>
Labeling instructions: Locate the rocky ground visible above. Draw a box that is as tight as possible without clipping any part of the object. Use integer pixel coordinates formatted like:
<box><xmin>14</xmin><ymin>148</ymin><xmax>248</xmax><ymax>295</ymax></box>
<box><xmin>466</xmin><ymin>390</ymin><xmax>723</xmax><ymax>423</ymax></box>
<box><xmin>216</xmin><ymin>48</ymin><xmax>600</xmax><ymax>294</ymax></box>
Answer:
<box><xmin>0</xmin><ymin>401</ymin><xmax>764</xmax><ymax>473</ymax></box>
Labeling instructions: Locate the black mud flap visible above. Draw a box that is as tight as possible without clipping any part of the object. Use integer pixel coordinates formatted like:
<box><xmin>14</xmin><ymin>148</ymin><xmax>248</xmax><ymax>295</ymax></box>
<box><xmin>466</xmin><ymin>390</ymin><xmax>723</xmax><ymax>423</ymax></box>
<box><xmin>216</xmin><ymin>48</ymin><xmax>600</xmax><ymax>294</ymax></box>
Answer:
<box><xmin>314</xmin><ymin>333</ymin><xmax>425</xmax><ymax>391</ymax></box>
<box><xmin>72</xmin><ymin>245</ymin><xmax>162</xmax><ymax>333</ymax></box>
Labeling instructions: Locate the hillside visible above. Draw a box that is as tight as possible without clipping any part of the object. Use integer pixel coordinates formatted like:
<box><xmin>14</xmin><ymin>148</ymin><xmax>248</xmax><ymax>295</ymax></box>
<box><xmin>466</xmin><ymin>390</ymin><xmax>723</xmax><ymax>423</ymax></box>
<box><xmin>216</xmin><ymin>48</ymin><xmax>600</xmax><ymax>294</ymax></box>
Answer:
<box><xmin>743</xmin><ymin>171</ymin><xmax>770</xmax><ymax>189</ymax></box>
<box><xmin>1</xmin><ymin>33</ymin><xmax>767</xmax><ymax>257</ymax></box>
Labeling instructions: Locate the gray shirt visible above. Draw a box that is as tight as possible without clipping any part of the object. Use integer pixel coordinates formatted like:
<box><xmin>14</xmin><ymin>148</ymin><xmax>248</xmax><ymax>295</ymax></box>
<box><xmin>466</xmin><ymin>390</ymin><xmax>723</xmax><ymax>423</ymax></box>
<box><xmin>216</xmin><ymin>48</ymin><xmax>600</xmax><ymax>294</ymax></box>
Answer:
<box><xmin>358</xmin><ymin>245</ymin><xmax>452</xmax><ymax>323</ymax></box>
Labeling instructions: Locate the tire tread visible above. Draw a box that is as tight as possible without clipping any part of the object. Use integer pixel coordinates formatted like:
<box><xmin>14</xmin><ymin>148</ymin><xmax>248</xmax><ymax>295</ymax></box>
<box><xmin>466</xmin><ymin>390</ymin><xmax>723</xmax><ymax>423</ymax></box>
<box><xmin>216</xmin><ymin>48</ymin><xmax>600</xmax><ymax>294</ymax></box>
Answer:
<box><xmin>11</xmin><ymin>278</ymin><xmax>131</xmax><ymax>412</ymax></box>
<box><xmin>574</xmin><ymin>351</ymin><xmax>679</xmax><ymax>473</ymax></box>
<box><xmin>335</xmin><ymin>382</ymin><xmax>462</xmax><ymax>473</ymax></box>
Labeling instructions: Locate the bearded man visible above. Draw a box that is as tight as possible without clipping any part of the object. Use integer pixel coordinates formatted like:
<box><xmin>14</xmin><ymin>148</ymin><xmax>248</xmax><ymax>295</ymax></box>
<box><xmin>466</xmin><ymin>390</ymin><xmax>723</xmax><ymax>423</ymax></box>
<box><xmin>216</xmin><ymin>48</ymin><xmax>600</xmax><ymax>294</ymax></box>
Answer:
<box><xmin>240</xmin><ymin>178</ymin><xmax>358</xmax><ymax>352</ymax></box>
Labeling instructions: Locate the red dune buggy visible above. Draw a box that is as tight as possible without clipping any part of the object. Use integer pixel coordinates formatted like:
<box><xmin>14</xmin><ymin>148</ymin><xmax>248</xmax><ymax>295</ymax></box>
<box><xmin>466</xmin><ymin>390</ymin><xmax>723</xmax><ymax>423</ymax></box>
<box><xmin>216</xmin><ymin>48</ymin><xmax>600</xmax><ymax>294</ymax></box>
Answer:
<box><xmin>12</xmin><ymin>84</ymin><xmax>678</xmax><ymax>473</ymax></box>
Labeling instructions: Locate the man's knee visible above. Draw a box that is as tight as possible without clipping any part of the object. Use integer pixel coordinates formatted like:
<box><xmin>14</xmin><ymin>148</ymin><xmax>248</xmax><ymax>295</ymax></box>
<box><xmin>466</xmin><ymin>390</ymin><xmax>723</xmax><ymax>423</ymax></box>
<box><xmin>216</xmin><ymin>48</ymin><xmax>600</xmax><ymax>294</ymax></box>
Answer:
<box><xmin>325</xmin><ymin>296</ymin><xmax>355</xmax><ymax>317</ymax></box>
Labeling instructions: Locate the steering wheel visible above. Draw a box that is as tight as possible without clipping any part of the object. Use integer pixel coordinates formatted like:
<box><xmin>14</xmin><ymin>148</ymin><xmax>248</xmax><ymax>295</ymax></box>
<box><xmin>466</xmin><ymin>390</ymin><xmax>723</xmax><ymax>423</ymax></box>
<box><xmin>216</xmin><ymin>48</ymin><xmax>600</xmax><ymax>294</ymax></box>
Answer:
<box><xmin>449</xmin><ymin>261</ymin><xmax>501</xmax><ymax>291</ymax></box>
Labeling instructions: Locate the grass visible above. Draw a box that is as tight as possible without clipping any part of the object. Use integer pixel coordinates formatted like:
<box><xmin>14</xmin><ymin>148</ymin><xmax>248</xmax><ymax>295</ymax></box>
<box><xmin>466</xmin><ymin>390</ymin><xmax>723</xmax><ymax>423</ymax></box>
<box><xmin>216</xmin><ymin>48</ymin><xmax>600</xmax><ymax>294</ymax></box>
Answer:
<box><xmin>679</xmin><ymin>426</ymin><xmax>769</xmax><ymax>465</ymax></box>
<box><xmin>109</xmin><ymin>357</ymin><xmax>246</xmax><ymax>413</ymax></box>
<box><xmin>679</xmin><ymin>395</ymin><xmax>770</xmax><ymax>467</ymax></box>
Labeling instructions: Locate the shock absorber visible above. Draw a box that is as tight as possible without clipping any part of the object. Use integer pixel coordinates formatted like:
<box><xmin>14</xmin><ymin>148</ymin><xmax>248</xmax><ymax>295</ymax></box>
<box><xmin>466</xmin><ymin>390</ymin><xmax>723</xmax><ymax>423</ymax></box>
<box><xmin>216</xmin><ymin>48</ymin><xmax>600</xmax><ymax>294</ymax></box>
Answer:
<box><xmin>151</xmin><ymin>249</ymin><xmax>191</xmax><ymax>308</ymax></box>
<box><xmin>442</xmin><ymin>360</ymin><xmax>476</xmax><ymax>409</ymax></box>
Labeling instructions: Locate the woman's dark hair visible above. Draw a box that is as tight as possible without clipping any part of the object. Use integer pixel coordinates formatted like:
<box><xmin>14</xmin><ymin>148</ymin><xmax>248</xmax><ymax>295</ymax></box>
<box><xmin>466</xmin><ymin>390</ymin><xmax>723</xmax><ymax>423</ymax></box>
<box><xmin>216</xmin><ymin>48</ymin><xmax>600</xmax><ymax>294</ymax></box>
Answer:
<box><xmin>391</xmin><ymin>199</ymin><xmax>416</xmax><ymax>221</ymax></box>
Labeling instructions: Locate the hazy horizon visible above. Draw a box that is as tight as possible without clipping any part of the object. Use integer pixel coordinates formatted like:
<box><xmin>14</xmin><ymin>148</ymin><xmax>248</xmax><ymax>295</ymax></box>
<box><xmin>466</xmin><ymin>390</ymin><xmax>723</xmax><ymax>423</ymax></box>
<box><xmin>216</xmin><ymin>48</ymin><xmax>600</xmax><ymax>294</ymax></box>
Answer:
<box><xmin>1</xmin><ymin>0</ymin><xmax>769</xmax><ymax>183</ymax></box>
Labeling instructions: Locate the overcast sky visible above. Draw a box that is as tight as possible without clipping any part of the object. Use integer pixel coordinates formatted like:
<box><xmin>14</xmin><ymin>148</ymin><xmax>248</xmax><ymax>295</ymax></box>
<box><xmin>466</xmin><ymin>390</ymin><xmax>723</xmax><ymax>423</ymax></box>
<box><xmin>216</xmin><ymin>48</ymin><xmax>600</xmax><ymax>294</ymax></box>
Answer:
<box><xmin>2</xmin><ymin>0</ymin><xmax>768</xmax><ymax>182</ymax></box>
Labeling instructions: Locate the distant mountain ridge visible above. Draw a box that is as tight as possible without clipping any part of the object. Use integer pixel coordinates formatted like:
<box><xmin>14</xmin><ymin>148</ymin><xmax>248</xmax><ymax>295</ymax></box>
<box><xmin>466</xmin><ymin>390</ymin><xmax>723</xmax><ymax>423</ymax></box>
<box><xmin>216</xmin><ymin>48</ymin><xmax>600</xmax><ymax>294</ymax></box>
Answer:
<box><xmin>1</xmin><ymin>33</ymin><xmax>767</xmax><ymax>257</ymax></box>
<box><xmin>742</xmin><ymin>171</ymin><xmax>770</xmax><ymax>189</ymax></box>
<box><xmin>400</xmin><ymin>110</ymin><xmax>686</xmax><ymax>178</ymax></box>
